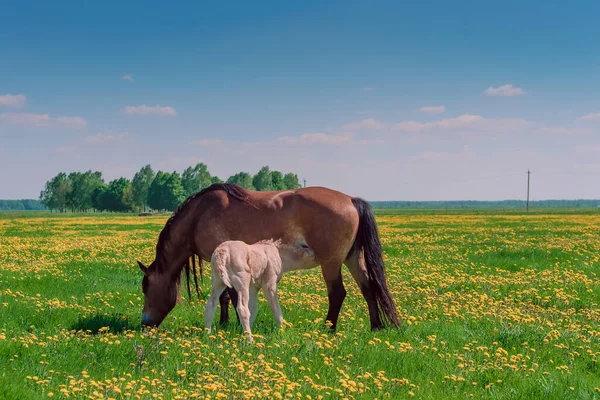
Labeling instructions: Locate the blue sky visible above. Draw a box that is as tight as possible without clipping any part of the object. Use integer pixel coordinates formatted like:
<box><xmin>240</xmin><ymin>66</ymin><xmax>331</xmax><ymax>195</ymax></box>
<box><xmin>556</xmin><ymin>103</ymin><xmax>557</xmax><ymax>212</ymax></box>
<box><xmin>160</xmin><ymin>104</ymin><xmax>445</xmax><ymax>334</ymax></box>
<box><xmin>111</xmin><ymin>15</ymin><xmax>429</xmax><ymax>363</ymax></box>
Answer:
<box><xmin>1</xmin><ymin>1</ymin><xmax>600</xmax><ymax>200</ymax></box>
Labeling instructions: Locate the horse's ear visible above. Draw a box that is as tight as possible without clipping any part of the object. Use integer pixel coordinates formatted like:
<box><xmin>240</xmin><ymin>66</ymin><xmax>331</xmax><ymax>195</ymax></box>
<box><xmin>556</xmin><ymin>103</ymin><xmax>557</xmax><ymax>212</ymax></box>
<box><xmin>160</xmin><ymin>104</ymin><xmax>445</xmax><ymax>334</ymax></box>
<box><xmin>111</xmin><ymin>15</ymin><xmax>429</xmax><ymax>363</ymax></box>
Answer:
<box><xmin>137</xmin><ymin>261</ymin><xmax>149</xmax><ymax>276</ymax></box>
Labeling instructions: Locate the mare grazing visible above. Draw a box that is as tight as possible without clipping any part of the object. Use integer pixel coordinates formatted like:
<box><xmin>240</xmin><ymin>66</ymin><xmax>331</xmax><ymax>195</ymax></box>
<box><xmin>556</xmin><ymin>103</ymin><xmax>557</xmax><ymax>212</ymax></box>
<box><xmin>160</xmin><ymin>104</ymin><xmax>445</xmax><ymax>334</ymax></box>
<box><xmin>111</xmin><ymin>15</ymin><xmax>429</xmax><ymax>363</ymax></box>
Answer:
<box><xmin>137</xmin><ymin>183</ymin><xmax>400</xmax><ymax>331</ymax></box>
<box><xmin>204</xmin><ymin>239</ymin><xmax>315</xmax><ymax>340</ymax></box>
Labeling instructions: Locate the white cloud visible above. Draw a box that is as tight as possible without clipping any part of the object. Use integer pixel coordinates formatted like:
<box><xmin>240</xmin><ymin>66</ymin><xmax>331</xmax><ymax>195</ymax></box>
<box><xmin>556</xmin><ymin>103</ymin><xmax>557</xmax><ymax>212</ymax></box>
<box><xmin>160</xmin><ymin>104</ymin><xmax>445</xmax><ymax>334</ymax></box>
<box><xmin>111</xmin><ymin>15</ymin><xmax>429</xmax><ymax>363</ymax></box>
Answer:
<box><xmin>392</xmin><ymin>114</ymin><xmax>532</xmax><ymax>135</ymax></box>
<box><xmin>121</xmin><ymin>105</ymin><xmax>177</xmax><ymax>116</ymax></box>
<box><xmin>341</xmin><ymin>118</ymin><xmax>384</xmax><ymax>130</ymax></box>
<box><xmin>535</xmin><ymin>127</ymin><xmax>593</xmax><ymax>136</ymax></box>
<box><xmin>574</xmin><ymin>144</ymin><xmax>600</xmax><ymax>153</ymax></box>
<box><xmin>419</xmin><ymin>105</ymin><xmax>446</xmax><ymax>114</ymax></box>
<box><xmin>279</xmin><ymin>133</ymin><xmax>353</xmax><ymax>145</ymax></box>
<box><xmin>122</xmin><ymin>74</ymin><xmax>134</xmax><ymax>81</ymax></box>
<box><xmin>579</xmin><ymin>113</ymin><xmax>600</xmax><ymax>121</ymax></box>
<box><xmin>0</xmin><ymin>94</ymin><xmax>26</xmax><ymax>108</ymax></box>
<box><xmin>483</xmin><ymin>84</ymin><xmax>526</xmax><ymax>97</ymax></box>
<box><xmin>0</xmin><ymin>113</ymin><xmax>87</xmax><ymax>128</ymax></box>
<box><xmin>86</xmin><ymin>131</ymin><xmax>129</xmax><ymax>144</ymax></box>
<box><xmin>192</xmin><ymin>138</ymin><xmax>223</xmax><ymax>146</ymax></box>
<box><xmin>393</xmin><ymin>114</ymin><xmax>484</xmax><ymax>133</ymax></box>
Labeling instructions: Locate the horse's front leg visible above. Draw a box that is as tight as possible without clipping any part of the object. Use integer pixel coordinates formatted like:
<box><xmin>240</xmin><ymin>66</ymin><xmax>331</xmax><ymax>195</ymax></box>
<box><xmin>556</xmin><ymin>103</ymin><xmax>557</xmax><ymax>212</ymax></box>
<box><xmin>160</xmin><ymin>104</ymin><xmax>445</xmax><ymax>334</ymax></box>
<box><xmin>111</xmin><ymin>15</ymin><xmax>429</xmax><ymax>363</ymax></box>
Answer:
<box><xmin>321</xmin><ymin>263</ymin><xmax>346</xmax><ymax>331</ymax></box>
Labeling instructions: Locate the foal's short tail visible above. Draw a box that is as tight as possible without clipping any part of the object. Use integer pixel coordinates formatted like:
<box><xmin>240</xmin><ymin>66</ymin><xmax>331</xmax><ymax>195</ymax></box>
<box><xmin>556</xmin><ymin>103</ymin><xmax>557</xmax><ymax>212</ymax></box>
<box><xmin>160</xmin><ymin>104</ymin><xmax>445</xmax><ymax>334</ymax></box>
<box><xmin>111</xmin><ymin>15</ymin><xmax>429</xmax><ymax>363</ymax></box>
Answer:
<box><xmin>212</xmin><ymin>247</ymin><xmax>233</xmax><ymax>288</ymax></box>
<box><xmin>350</xmin><ymin>197</ymin><xmax>400</xmax><ymax>328</ymax></box>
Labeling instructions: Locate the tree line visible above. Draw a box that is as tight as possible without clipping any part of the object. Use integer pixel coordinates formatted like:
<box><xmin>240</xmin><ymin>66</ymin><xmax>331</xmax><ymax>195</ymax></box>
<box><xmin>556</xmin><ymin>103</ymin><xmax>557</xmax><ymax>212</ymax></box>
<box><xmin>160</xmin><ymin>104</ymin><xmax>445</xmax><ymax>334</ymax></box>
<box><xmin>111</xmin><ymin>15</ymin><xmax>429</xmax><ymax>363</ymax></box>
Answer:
<box><xmin>0</xmin><ymin>199</ymin><xmax>47</xmax><ymax>211</ymax></box>
<box><xmin>39</xmin><ymin>164</ymin><xmax>302</xmax><ymax>213</ymax></box>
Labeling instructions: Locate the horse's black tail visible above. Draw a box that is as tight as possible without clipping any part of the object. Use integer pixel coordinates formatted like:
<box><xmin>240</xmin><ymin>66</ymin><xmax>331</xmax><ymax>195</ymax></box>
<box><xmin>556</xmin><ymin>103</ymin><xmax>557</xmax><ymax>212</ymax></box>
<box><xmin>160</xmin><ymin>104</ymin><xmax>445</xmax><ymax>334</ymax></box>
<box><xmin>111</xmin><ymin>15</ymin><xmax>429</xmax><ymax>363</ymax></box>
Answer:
<box><xmin>350</xmin><ymin>197</ymin><xmax>400</xmax><ymax>328</ymax></box>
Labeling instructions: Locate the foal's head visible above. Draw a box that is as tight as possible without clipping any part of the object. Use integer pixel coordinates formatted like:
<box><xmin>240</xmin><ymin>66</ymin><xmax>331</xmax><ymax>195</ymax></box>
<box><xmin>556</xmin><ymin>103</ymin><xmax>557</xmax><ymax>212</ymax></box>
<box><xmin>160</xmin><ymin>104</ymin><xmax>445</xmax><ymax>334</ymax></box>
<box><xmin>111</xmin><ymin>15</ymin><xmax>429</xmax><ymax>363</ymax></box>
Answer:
<box><xmin>276</xmin><ymin>241</ymin><xmax>316</xmax><ymax>271</ymax></box>
<box><xmin>137</xmin><ymin>260</ymin><xmax>180</xmax><ymax>328</ymax></box>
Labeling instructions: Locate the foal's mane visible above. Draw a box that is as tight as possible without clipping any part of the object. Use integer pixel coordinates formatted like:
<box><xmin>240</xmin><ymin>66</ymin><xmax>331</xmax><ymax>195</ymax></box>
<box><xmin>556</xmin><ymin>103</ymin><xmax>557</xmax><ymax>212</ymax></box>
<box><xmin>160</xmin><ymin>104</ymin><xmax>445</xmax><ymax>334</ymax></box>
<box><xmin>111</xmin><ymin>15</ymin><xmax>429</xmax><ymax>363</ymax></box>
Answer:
<box><xmin>153</xmin><ymin>183</ymin><xmax>256</xmax><ymax>299</ymax></box>
<box><xmin>256</xmin><ymin>238</ymin><xmax>283</xmax><ymax>246</ymax></box>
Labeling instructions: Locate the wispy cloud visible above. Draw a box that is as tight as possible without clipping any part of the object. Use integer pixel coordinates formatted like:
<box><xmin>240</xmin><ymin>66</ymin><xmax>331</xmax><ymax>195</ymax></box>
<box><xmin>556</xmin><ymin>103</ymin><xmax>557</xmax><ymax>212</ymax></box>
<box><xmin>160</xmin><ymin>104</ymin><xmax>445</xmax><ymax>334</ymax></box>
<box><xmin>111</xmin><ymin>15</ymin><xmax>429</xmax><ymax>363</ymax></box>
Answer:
<box><xmin>0</xmin><ymin>113</ymin><xmax>87</xmax><ymax>128</ymax></box>
<box><xmin>579</xmin><ymin>112</ymin><xmax>600</xmax><ymax>121</ymax></box>
<box><xmin>535</xmin><ymin>127</ymin><xmax>593</xmax><ymax>136</ymax></box>
<box><xmin>0</xmin><ymin>93</ymin><xmax>26</xmax><ymax>108</ymax></box>
<box><xmin>392</xmin><ymin>114</ymin><xmax>531</xmax><ymax>134</ymax></box>
<box><xmin>483</xmin><ymin>84</ymin><xmax>526</xmax><ymax>97</ymax></box>
<box><xmin>86</xmin><ymin>131</ymin><xmax>129</xmax><ymax>144</ymax></box>
<box><xmin>341</xmin><ymin>118</ymin><xmax>384</xmax><ymax>130</ymax></box>
<box><xmin>574</xmin><ymin>144</ymin><xmax>600</xmax><ymax>153</ymax></box>
<box><xmin>393</xmin><ymin>114</ymin><xmax>484</xmax><ymax>133</ymax></box>
<box><xmin>418</xmin><ymin>105</ymin><xmax>446</xmax><ymax>114</ymax></box>
<box><xmin>121</xmin><ymin>105</ymin><xmax>177</xmax><ymax>116</ymax></box>
<box><xmin>121</xmin><ymin>74</ymin><xmax>134</xmax><ymax>81</ymax></box>
<box><xmin>192</xmin><ymin>138</ymin><xmax>223</xmax><ymax>146</ymax></box>
<box><xmin>279</xmin><ymin>133</ymin><xmax>353</xmax><ymax>145</ymax></box>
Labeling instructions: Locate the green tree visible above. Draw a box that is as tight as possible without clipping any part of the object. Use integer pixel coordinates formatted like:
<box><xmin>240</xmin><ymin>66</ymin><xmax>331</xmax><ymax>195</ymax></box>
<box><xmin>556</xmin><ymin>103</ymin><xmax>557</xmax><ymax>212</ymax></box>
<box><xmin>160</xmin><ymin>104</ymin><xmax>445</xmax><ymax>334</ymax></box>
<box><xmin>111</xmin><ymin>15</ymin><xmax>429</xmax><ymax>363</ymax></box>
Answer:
<box><xmin>92</xmin><ymin>182</ymin><xmax>109</xmax><ymax>211</ymax></box>
<box><xmin>65</xmin><ymin>172</ymin><xmax>83</xmax><ymax>211</ymax></box>
<box><xmin>226</xmin><ymin>172</ymin><xmax>254</xmax><ymax>190</ymax></box>
<box><xmin>211</xmin><ymin>175</ymin><xmax>223</xmax><ymax>184</ymax></box>
<box><xmin>164</xmin><ymin>172</ymin><xmax>186</xmax><ymax>210</ymax></box>
<box><xmin>148</xmin><ymin>172</ymin><xmax>167</xmax><ymax>211</ymax></box>
<box><xmin>271</xmin><ymin>170</ymin><xmax>286</xmax><ymax>190</ymax></box>
<box><xmin>182</xmin><ymin>163</ymin><xmax>212</xmax><ymax>196</ymax></box>
<box><xmin>104</xmin><ymin>178</ymin><xmax>134</xmax><ymax>212</ymax></box>
<box><xmin>148</xmin><ymin>171</ymin><xmax>186</xmax><ymax>211</ymax></box>
<box><xmin>66</xmin><ymin>170</ymin><xmax>104</xmax><ymax>212</ymax></box>
<box><xmin>132</xmin><ymin>165</ymin><xmax>155</xmax><ymax>212</ymax></box>
<box><xmin>40</xmin><ymin>172</ymin><xmax>71</xmax><ymax>212</ymax></box>
<box><xmin>252</xmin><ymin>166</ymin><xmax>273</xmax><ymax>191</ymax></box>
<box><xmin>283</xmin><ymin>173</ymin><xmax>301</xmax><ymax>189</ymax></box>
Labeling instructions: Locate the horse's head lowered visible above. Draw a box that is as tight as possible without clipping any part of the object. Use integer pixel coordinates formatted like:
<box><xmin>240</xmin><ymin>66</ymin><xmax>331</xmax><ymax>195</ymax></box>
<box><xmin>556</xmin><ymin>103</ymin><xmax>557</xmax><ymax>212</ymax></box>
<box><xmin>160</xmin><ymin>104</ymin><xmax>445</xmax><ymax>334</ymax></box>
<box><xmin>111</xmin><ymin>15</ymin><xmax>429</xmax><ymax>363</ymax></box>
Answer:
<box><xmin>137</xmin><ymin>260</ymin><xmax>180</xmax><ymax>328</ymax></box>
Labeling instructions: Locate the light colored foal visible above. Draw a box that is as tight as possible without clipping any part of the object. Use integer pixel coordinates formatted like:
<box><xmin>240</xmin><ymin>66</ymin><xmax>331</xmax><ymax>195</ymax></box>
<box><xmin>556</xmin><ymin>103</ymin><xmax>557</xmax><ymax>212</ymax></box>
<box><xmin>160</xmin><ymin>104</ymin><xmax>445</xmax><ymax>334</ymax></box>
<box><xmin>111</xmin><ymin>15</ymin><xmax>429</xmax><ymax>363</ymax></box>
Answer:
<box><xmin>204</xmin><ymin>238</ymin><xmax>315</xmax><ymax>340</ymax></box>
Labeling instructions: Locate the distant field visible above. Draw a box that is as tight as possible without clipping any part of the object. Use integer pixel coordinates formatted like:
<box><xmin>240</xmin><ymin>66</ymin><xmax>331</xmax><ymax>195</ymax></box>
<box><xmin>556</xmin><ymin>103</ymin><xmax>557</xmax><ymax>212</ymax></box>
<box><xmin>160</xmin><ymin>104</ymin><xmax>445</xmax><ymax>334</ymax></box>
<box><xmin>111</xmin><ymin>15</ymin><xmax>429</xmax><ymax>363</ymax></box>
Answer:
<box><xmin>1</xmin><ymin>211</ymin><xmax>600</xmax><ymax>399</ymax></box>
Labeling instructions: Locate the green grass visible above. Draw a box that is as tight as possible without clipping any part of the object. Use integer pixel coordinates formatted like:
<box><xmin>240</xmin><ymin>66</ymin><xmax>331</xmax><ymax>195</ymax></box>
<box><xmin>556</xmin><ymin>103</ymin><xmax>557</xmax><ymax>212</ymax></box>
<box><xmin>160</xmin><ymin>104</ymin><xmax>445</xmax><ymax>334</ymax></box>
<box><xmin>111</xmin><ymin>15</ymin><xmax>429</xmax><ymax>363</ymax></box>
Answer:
<box><xmin>1</xmin><ymin>211</ymin><xmax>600</xmax><ymax>399</ymax></box>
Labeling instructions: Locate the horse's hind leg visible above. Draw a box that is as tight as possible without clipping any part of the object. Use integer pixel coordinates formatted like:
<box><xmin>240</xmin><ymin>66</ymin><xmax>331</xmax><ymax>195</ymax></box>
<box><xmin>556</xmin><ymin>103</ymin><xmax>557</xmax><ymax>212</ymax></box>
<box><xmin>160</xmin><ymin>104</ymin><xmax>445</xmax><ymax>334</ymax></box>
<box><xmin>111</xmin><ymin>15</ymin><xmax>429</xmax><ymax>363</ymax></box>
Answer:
<box><xmin>321</xmin><ymin>262</ymin><xmax>346</xmax><ymax>331</ymax></box>
<box><xmin>345</xmin><ymin>249</ymin><xmax>383</xmax><ymax>330</ymax></box>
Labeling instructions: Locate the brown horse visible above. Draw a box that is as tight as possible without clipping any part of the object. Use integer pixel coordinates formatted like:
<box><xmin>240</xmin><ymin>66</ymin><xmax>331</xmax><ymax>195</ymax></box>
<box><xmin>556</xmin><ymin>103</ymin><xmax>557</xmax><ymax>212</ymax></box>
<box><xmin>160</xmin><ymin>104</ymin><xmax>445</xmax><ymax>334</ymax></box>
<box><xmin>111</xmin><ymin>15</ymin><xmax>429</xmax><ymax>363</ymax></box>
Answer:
<box><xmin>137</xmin><ymin>183</ymin><xmax>400</xmax><ymax>331</ymax></box>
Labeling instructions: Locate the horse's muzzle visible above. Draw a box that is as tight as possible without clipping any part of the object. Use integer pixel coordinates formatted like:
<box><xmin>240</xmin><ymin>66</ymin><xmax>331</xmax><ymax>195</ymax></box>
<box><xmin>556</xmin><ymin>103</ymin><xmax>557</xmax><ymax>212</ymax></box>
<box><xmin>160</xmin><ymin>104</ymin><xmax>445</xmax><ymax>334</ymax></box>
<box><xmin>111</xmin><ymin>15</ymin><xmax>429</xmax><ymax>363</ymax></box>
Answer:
<box><xmin>141</xmin><ymin>314</ymin><xmax>158</xmax><ymax>327</ymax></box>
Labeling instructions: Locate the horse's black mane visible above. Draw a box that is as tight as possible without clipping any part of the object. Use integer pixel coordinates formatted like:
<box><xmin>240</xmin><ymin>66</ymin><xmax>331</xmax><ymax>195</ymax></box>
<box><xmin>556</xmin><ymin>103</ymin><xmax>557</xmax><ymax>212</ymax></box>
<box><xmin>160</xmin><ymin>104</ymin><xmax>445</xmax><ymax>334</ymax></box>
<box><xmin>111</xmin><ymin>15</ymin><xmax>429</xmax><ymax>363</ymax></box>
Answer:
<box><xmin>151</xmin><ymin>182</ymin><xmax>256</xmax><ymax>300</ymax></box>
<box><xmin>155</xmin><ymin>183</ymin><xmax>253</xmax><ymax>264</ymax></box>
<box><xmin>164</xmin><ymin>182</ymin><xmax>252</xmax><ymax>232</ymax></box>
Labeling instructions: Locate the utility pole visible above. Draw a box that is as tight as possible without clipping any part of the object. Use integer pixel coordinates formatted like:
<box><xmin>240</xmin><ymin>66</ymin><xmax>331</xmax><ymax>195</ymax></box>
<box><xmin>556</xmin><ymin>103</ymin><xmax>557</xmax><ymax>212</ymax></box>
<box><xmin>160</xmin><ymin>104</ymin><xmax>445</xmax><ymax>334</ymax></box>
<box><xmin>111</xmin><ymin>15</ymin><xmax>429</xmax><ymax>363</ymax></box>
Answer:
<box><xmin>526</xmin><ymin>169</ymin><xmax>531</xmax><ymax>212</ymax></box>
<box><xmin>303</xmin><ymin>179</ymin><xmax>306</xmax><ymax>188</ymax></box>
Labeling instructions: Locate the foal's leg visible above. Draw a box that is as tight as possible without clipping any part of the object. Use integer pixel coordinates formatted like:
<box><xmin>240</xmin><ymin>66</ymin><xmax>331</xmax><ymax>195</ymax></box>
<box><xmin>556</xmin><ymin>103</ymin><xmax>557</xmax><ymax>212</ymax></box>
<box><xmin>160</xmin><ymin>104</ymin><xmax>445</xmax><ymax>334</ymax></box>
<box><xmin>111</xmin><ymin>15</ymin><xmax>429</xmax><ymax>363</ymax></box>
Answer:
<box><xmin>235</xmin><ymin>286</ymin><xmax>253</xmax><ymax>341</ymax></box>
<box><xmin>249</xmin><ymin>286</ymin><xmax>259</xmax><ymax>328</ymax></box>
<box><xmin>262</xmin><ymin>280</ymin><xmax>283</xmax><ymax>327</ymax></box>
<box><xmin>321</xmin><ymin>262</ymin><xmax>346</xmax><ymax>331</ymax></box>
<box><xmin>205</xmin><ymin>275</ymin><xmax>227</xmax><ymax>334</ymax></box>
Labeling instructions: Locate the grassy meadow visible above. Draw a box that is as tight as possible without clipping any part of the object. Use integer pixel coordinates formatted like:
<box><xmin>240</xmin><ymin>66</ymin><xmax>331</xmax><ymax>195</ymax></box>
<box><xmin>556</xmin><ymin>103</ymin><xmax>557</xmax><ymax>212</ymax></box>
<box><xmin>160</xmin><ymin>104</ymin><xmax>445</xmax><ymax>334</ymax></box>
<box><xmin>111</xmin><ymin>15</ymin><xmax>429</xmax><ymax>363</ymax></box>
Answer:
<box><xmin>1</xmin><ymin>210</ymin><xmax>600</xmax><ymax>399</ymax></box>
